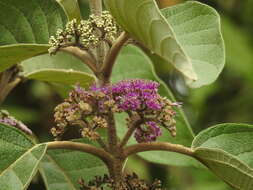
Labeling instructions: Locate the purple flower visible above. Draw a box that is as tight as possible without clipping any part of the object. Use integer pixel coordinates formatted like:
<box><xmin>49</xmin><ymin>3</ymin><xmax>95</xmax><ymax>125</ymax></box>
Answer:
<box><xmin>53</xmin><ymin>79</ymin><xmax>179</xmax><ymax>141</ymax></box>
<box><xmin>134</xmin><ymin>121</ymin><xmax>162</xmax><ymax>143</ymax></box>
<box><xmin>91</xmin><ymin>79</ymin><xmax>162</xmax><ymax>112</ymax></box>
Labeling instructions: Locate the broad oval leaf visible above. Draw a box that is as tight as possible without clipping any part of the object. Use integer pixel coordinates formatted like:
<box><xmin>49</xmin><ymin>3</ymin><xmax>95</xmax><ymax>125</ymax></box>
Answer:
<box><xmin>0</xmin><ymin>0</ymin><xmax>67</xmax><ymax>72</ymax></box>
<box><xmin>21</xmin><ymin>52</ymin><xmax>95</xmax><ymax>88</ymax></box>
<box><xmin>161</xmin><ymin>1</ymin><xmax>225</xmax><ymax>88</ymax></box>
<box><xmin>0</xmin><ymin>124</ymin><xmax>47</xmax><ymax>190</ymax></box>
<box><xmin>192</xmin><ymin>123</ymin><xmax>253</xmax><ymax>189</ymax></box>
<box><xmin>112</xmin><ymin>45</ymin><xmax>198</xmax><ymax>166</ymax></box>
<box><xmin>40</xmin><ymin>139</ymin><xmax>107</xmax><ymax>190</ymax></box>
<box><xmin>104</xmin><ymin>0</ymin><xmax>197</xmax><ymax>81</ymax></box>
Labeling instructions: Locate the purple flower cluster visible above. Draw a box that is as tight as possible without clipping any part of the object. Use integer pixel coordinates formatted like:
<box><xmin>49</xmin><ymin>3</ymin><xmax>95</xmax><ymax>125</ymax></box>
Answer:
<box><xmin>91</xmin><ymin>79</ymin><xmax>162</xmax><ymax>112</ymax></box>
<box><xmin>134</xmin><ymin>121</ymin><xmax>162</xmax><ymax>143</ymax></box>
<box><xmin>53</xmin><ymin>79</ymin><xmax>179</xmax><ymax>143</ymax></box>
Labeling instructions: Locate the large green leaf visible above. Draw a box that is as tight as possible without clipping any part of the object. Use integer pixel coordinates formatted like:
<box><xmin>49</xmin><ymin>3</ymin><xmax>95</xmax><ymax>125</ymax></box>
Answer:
<box><xmin>40</xmin><ymin>140</ymin><xmax>107</xmax><ymax>190</ymax></box>
<box><xmin>112</xmin><ymin>45</ymin><xmax>198</xmax><ymax>166</ymax></box>
<box><xmin>0</xmin><ymin>124</ymin><xmax>47</xmax><ymax>190</ymax></box>
<box><xmin>192</xmin><ymin>123</ymin><xmax>253</xmax><ymax>189</ymax></box>
<box><xmin>161</xmin><ymin>1</ymin><xmax>225</xmax><ymax>88</ymax></box>
<box><xmin>0</xmin><ymin>0</ymin><xmax>67</xmax><ymax>72</ymax></box>
<box><xmin>0</xmin><ymin>123</ymin><xmax>106</xmax><ymax>190</ymax></box>
<box><xmin>104</xmin><ymin>0</ymin><xmax>197</xmax><ymax>81</ymax></box>
<box><xmin>21</xmin><ymin>52</ymin><xmax>95</xmax><ymax>88</ymax></box>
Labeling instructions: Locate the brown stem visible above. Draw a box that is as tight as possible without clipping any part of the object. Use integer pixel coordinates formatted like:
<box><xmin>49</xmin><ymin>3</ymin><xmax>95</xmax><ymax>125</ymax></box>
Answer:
<box><xmin>59</xmin><ymin>46</ymin><xmax>98</xmax><ymax>74</ymax></box>
<box><xmin>119</xmin><ymin>116</ymin><xmax>158</xmax><ymax>148</ymax></box>
<box><xmin>106</xmin><ymin>112</ymin><xmax>118</xmax><ymax>152</ymax></box>
<box><xmin>47</xmin><ymin>141</ymin><xmax>113</xmax><ymax>165</ymax></box>
<box><xmin>110</xmin><ymin>158</ymin><xmax>126</xmax><ymax>185</ymax></box>
<box><xmin>100</xmin><ymin>32</ymin><xmax>129</xmax><ymax>84</ymax></box>
<box><xmin>124</xmin><ymin>142</ymin><xmax>194</xmax><ymax>157</ymax></box>
<box><xmin>96</xmin><ymin>137</ymin><xmax>109</xmax><ymax>152</ymax></box>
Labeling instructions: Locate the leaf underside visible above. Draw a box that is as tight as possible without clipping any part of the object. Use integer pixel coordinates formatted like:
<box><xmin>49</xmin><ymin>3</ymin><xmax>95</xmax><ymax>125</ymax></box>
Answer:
<box><xmin>161</xmin><ymin>1</ymin><xmax>225</xmax><ymax>88</ymax></box>
<box><xmin>21</xmin><ymin>52</ymin><xmax>95</xmax><ymax>89</ymax></box>
<box><xmin>0</xmin><ymin>124</ymin><xmax>47</xmax><ymax>190</ymax></box>
<box><xmin>104</xmin><ymin>0</ymin><xmax>197</xmax><ymax>81</ymax></box>
<box><xmin>192</xmin><ymin>123</ymin><xmax>253</xmax><ymax>189</ymax></box>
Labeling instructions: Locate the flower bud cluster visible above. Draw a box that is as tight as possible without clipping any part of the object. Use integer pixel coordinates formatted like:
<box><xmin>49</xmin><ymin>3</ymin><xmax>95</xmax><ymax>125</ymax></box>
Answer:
<box><xmin>49</xmin><ymin>11</ymin><xmax>119</xmax><ymax>54</ymax></box>
<box><xmin>0</xmin><ymin>110</ymin><xmax>32</xmax><ymax>135</ymax></box>
<box><xmin>51</xmin><ymin>86</ymin><xmax>110</xmax><ymax>140</ymax></box>
<box><xmin>79</xmin><ymin>173</ymin><xmax>162</xmax><ymax>190</ymax></box>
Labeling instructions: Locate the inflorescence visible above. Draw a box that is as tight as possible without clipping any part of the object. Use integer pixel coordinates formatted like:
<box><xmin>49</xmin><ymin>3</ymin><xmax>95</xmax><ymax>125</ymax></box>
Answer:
<box><xmin>52</xmin><ymin>79</ymin><xmax>180</xmax><ymax>143</ymax></box>
<box><xmin>49</xmin><ymin>11</ymin><xmax>119</xmax><ymax>54</ymax></box>
<box><xmin>79</xmin><ymin>173</ymin><xmax>162</xmax><ymax>190</ymax></box>
<box><xmin>0</xmin><ymin>110</ymin><xmax>32</xmax><ymax>135</ymax></box>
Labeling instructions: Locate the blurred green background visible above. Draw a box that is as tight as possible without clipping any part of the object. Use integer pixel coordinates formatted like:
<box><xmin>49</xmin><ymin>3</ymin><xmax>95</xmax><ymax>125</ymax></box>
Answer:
<box><xmin>2</xmin><ymin>0</ymin><xmax>253</xmax><ymax>189</ymax></box>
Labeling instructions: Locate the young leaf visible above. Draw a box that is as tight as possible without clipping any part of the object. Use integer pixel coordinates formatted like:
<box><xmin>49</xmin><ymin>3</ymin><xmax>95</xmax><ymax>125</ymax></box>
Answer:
<box><xmin>78</xmin><ymin>0</ymin><xmax>90</xmax><ymax>19</ymax></box>
<box><xmin>0</xmin><ymin>0</ymin><xmax>67</xmax><ymax>72</ymax></box>
<box><xmin>112</xmin><ymin>45</ymin><xmax>198</xmax><ymax>166</ymax></box>
<box><xmin>56</xmin><ymin>0</ymin><xmax>82</xmax><ymax>21</ymax></box>
<box><xmin>161</xmin><ymin>1</ymin><xmax>225</xmax><ymax>88</ymax></box>
<box><xmin>40</xmin><ymin>140</ymin><xmax>107</xmax><ymax>190</ymax></box>
<box><xmin>0</xmin><ymin>124</ymin><xmax>47</xmax><ymax>190</ymax></box>
<box><xmin>21</xmin><ymin>52</ymin><xmax>95</xmax><ymax>88</ymax></box>
<box><xmin>192</xmin><ymin>123</ymin><xmax>253</xmax><ymax>189</ymax></box>
<box><xmin>104</xmin><ymin>0</ymin><xmax>197</xmax><ymax>81</ymax></box>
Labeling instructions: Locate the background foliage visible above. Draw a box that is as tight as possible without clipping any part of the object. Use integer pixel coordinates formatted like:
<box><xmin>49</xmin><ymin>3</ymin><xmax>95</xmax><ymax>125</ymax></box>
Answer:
<box><xmin>1</xmin><ymin>0</ymin><xmax>253</xmax><ymax>189</ymax></box>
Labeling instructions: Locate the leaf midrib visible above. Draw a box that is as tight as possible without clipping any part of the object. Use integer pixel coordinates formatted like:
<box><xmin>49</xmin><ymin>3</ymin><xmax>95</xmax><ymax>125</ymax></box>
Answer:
<box><xmin>0</xmin><ymin>144</ymin><xmax>46</xmax><ymax>189</ymax></box>
<box><xmin>43</xmin><ymin>154</ymin><xmax>77</xmax><ymax>190</ymax></box>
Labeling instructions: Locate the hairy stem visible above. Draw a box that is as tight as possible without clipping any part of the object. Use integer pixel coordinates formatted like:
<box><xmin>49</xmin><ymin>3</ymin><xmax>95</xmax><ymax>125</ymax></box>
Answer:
<box><xmin>59</xmin><ymin>46</ymin><xmax>98</xmax><ymax>74</ymax></box>
<box><xmin>96</xmin><ymin>137</ymin><xmax>109</xmax><ymax>152</ymax></box>
<box><xmin>106</xmin><ymin>112</ymin><xmax>118</xmax><ymax>152</ymax></box>
<box><xmin>100</xmin><ymin>32</ymin><xmax>129</xmax><ymax>84</ymax></box>
<box><xmin>124</xmin><ymin>142</ymin><xmax>194</xmax><ymax>157</ymax></box>
<box><xmin>47</xmin><ymin>141</ymin><xmax>113</xmax><ymax>165</ymax></box>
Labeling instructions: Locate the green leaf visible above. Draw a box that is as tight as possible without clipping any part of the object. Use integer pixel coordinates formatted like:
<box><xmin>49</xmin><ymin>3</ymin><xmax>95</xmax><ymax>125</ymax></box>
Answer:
<box><xmin>0</xmin><ymin>0</ymin><xmax>67</xmax><ymax>72</ymax></box>
<box><xmin>0</xmin><ymin>44</ymin><xmax>49</xmax><ymax>72</ymax></box>
<box><xmin>78</xmin><ymin>0</ymin><xmax>90</xmax><ymax>19</ymax></box>
<box><xmin>192</xmin><ymin>123</ymin><xmax>253</xmax><ymax>189</ymax></box>
<box><xmin>0</xmin><ymin>124</ymin><xmax>47</xmax><ymax>190</ymax></box>
<box><xmin>40</xmin><ymin>140</ymin><xmax>107</xmax><ymax>190</ymax></box>
<box><xmin>161</xmin><ymin>1</ymin><xmax>225</xmax><ymax>88</ymax></box>
<box><xmin>112</xmin><ymin>45</ymin><xmax>198</xmax><ymax>166</ymax></box>
<box><xmin>21</xmin><ymin>52</ymin><xmax>95</xmax><ymax>88</ymax></box>
<box><xmin>104</xmin><ymin>0</ymin><xmax>197</xmax><ymax>81</ymax></box>
<box><xmin>56</xmin><ymin>0</ymin><xmax>82</xmax><ymax>21</ymax></box>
